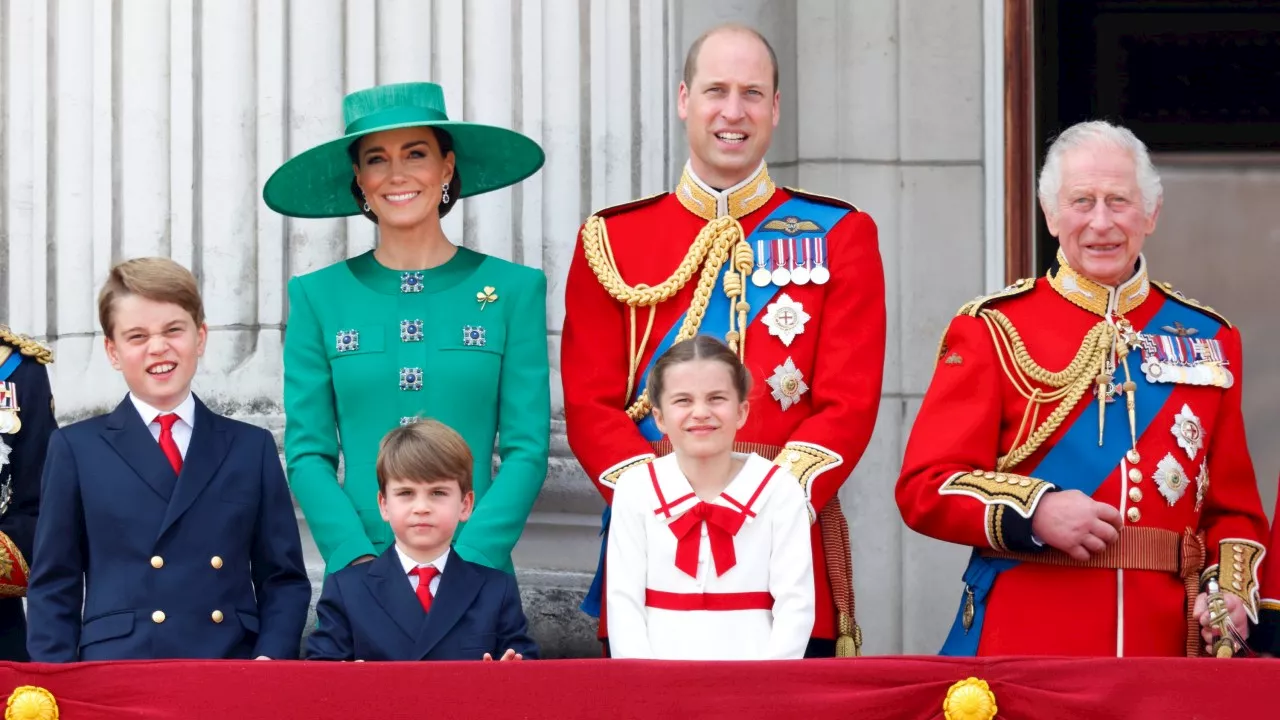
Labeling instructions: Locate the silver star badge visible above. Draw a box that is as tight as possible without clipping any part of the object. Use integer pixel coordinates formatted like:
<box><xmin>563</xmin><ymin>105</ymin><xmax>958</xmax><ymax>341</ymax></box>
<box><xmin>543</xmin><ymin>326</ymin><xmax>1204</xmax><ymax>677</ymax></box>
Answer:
<box><xmin>760</xmin><ymin>293</ymin><xmax>810</xmax><ymax>347</ymax></box>
<box><xmin>766</xmin><ymin>357</ymin><xmax>808</xmax><ymax>411</ymax></box>
<box><xmin>1154</xmin><ymin>453</ymin><xmax>1189</xmax><ymax>506</ymax></box>
<box><xmin>1172</xmin><ymin>404</ymin><xmax>1203</xmax><ymax>461</ymax></box>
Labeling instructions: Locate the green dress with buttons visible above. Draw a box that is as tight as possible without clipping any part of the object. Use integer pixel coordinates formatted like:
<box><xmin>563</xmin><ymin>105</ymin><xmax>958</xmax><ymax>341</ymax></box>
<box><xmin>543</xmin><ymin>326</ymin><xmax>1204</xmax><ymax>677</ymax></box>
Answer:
<box><xmin>284</xmin><ymin>247</ymin><xmax>550</xmax><ymax>574</ymax></box>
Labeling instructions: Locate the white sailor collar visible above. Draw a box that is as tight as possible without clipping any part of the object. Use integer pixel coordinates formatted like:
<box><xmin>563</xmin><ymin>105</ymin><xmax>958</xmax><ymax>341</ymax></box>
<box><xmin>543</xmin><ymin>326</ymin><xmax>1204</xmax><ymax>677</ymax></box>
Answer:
<box><xmin>645</xmin><ymin>453</ymin><xmax>782</xmax><ymax>524</ymax></box>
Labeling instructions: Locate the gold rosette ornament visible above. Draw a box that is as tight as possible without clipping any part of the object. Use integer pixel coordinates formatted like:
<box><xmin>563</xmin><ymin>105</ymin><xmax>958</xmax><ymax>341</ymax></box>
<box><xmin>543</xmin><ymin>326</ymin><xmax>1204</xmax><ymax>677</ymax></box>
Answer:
<box><xmin>943</xmin><ymin>677</ymin><xmax>997</xmax><ymax>720</ymax></box>
<box><xmin>6</xmin><ymin>686</ymin><xmax>58</xmax><ymax>720</ymax></box>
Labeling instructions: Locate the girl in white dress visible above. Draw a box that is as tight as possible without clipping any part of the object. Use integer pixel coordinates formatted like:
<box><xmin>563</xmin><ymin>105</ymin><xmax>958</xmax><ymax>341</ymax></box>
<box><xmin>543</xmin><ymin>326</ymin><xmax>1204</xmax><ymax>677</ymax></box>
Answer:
<box><xmin>605</xmin><ymin>336</ymin><xmax>815</xmax><ymax>659</ymax></box>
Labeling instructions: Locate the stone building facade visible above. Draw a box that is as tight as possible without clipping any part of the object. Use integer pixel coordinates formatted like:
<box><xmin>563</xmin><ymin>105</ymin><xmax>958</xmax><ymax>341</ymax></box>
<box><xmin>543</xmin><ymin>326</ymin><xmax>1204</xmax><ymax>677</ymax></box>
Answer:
<box><xmin>2</xmin><ymin>0</ymin><xmax>1009</xmax><ymax>656</ymax></box>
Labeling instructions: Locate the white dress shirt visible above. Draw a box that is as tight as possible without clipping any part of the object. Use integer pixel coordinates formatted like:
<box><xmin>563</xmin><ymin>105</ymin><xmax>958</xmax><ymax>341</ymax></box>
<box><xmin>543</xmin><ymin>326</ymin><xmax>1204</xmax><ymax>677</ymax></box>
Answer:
<box><xmin>395</xmin><ymin>545</ymin><xmax>450</xmax><ymax>596</ymax></box>
<box><xmin>130</xmin><ymin>392</ymin><xmax>196</xmax><ymax>459</ymax></box>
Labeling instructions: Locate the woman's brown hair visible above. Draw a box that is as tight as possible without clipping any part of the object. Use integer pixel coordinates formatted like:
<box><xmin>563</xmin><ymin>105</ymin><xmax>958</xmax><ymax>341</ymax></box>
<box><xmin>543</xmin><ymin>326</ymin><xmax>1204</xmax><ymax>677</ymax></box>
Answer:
<box><xmin>647</xmin><ymin>335</ymin><xmax>752</xmax><ymax>408</ymax></box>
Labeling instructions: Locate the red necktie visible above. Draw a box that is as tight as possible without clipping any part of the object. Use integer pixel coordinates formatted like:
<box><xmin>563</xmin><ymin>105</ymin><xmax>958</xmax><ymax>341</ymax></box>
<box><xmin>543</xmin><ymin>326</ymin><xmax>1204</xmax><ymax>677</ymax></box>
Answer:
<box><xmin>156</xmin><ymin>414</ymin><xmax>183</xmax><ymax>474</ymax></box>
<box><xmin>667</xmin><ymin>502</ymin><xmax>746</xmax><ymax>579</ymax></box>
<box><xmin>413</xmin><ymin>566</ymin><xmax>441</xmax><ymax>613</ymax></box>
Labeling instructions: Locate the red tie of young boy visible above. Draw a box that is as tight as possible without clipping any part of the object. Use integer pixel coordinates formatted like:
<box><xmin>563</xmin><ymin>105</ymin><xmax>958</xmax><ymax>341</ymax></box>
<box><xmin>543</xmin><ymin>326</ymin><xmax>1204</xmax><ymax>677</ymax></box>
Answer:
<box><xmin>157</xmin><ymin>414</ymin><xmax>183</xmax><ymax>474</ymax></box>
<box><xmin>413</xmin><ymin>566</ymin><xmax>441</xmax><ymax>613</ymax></box>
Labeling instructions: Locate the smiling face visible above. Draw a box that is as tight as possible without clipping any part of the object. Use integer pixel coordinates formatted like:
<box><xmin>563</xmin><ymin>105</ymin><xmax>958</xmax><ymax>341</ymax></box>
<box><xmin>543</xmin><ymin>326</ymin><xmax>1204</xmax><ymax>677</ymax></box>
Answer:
<box><xmin>379</xmin><ymin>477</ymin><xmax>474</xmax><ymax>562</ymax></box>
<box><xmin>353</xmin><ymin>127</ymin><xmax>456</xmax><ymax>230</ymax></box>
<box><xmin>1043</xmin><ymin>143</ymin><xmax>1160</xmax><ymax>286</ymax></box>
<box><xmin>104</xmin><ymin>294</ymin><xmax>207</xmax><ymax>412</ymax></box>
<box><xmin>677</xmin><ymin>29</ymin><xmax>779</xmax><ymax>188</ymax></box>
<box><xmin>652</xmin><ymin>358</ymin><xmax>750</xmax><ymax>460</ymax></box>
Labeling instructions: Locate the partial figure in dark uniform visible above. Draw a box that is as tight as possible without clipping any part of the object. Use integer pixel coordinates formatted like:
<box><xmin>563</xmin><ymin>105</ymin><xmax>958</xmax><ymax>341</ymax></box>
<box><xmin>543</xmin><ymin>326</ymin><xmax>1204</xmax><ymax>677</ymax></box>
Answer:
<box><xmin>0</xmin><ymin>325</ymin><xmax>56</xmax><ymax>660</ymax></box>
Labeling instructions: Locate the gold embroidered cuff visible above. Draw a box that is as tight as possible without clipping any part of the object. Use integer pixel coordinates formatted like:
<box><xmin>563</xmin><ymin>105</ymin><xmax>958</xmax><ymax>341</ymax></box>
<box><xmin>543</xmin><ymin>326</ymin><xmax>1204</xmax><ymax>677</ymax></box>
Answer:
<box><xmin>1217</xmin><ymin>539</ymin><xmax>1264</xmax><ymax>623</ymax></box>
<box><xmin>986</xmin><ymin>505</ymin><xmax>1008</xmax><ymax>552</ymax></box>
<box><xmin>939</xmin><ymin>470</ymin><xmax>1053</xmax><ymax>518</ymax></box>
<box><xmin>774</xmin><ymin>442</ymin><xmax>844</xmax><ymax>522</ymax></box>
<box><xmin>0</xmin><ymin>531</ymin><xmax>30</xmax><ymax>598</ymax></box>
<box><xmin>599</xmin><ymin>454</ymin><xmax>655</xmax><ymax>489</ymax></box>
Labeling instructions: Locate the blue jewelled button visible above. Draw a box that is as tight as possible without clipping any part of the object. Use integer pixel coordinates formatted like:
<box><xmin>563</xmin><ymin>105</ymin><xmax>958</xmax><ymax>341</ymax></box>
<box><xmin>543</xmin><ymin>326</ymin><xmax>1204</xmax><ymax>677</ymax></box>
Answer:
<box><xmin>462</xmin><ymin>325</ymin><xmax>486</xmax><ymax>347</ymax></box>
<box><xmin>400</xmin><ymin>319</ymin><xmax>424</xmax><ymax>342</ymax></box>
<box><xmin>335</xmin><ymin>329</ymin><xmax>360</xmax><ymax>353</ymax></box>
<box><xmin>400</xmin><ymin>272</ymin><xmax>425</xmax><ymax>293</ymax></box>
<box><xmin>399</xmin><ymin>367</ymin><xmax>424</xmax><ymax>391</ymax></box>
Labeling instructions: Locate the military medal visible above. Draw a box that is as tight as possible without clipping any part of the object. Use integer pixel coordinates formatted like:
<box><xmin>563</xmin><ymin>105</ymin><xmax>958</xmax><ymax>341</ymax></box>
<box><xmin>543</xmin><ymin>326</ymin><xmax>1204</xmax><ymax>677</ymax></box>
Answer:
<box><xmin>0</xmin><ymin>383</ymin><xmax>20</xmax><ymax>434</ymax></box>
<box><xmin>770</xmin><ymin>239</ymin><xmax>791</xmax><ymax>287</ymax></box>
<box><xmin>1153</xmin><ymin>453</ymin><xmax>1189</xmax><ymax>506</ymax></box>
<box><xmin>810</xmin><ymin>236</ymin><xmax>830</xmax><ymax>285</ymax></box>
<box><xmin>751</xmin><ymin>239</ymin><xmax>772</xmax><ymax>287</ymax></box>
<box><xmin>761</xmin><ymin>294</ymin><xmax>810</xmax><ymax>347</ymax></box>
<box><xmin>1195</xmin><ymin>464</ymin><xmax>1208</xmax><ymax>512</ymax></box>
<box><xmin>766</xmin><ymin>357</ymin><xmax>808</xmax><ymax>411</ymax></box>
<box><xmin>791</xmin><ymin>237</ymin><xmax>810</xmax><ymax>285</ymax></box>
<box><xmin>1171</xmin><ymin>404</ymin><xmax>1203</xmax><ymax>460</ymax></box>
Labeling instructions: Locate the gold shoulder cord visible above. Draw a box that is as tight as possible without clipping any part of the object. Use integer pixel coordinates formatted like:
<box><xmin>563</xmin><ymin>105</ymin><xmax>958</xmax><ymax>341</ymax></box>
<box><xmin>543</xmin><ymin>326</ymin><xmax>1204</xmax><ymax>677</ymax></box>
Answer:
<box><xmin>978</xmin><ymin>309</ymin><xmax>1114</xmax><ymax>471</ymax></box>
<box><xmin>580</xmin><ymin>214</ymin><xmax>751</xmax><ymax>420</ymax></box>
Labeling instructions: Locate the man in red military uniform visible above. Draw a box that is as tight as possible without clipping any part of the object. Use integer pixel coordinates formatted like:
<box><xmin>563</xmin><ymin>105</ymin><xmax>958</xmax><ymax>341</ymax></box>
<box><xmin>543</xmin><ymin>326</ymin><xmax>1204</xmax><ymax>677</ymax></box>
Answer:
<box><xmin>561</xmin><ymin>23</ymin><xmax>885</xmax><ymax>657</ymax></box>
<box><xmin>898</xmin><ymin>120</ymin><xmax>1268</xmax><ymax>657</ymax></box>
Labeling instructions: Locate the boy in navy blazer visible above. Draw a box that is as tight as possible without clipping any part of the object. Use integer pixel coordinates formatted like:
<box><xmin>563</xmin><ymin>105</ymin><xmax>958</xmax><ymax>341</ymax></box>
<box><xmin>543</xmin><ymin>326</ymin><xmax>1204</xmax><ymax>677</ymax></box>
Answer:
<box><xmin>26</xmin><ymin>258</ymin><xmax>311</xmax><ymax>661</ymax></box>
<box><xmin>305</xmin><ymin>419</ymin><xmax>538</xmax><ymax>661</ymax></box>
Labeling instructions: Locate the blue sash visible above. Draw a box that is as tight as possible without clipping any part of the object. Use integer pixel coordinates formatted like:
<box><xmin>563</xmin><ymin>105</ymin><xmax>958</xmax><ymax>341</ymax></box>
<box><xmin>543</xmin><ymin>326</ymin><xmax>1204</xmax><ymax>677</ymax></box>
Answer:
<box><xmin>0</xmin><ymin>352</ymin><xmax>21</xmax><ymax>382</ymax></box>
<box><xmin>632</xmin><ymin>197</ymin><xmax>851</xmax><ymax>440</ymax></box>
<box><xmin>939</xmin><ymin>297</ymin><xmax>1222</xmax><ymax>655</ymax></box>
<box><xmin>580</xmin><ymin>196</ymin><xmax>852</xmax><ymax>618</ymax></box>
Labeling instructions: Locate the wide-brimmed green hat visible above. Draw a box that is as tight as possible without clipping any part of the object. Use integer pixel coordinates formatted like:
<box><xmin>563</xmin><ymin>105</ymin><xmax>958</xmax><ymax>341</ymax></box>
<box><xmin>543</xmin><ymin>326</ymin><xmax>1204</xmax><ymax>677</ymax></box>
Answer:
<box><xmin>263</xmin><ymin>82</ymin><xmax>544</xmax><ymax>218</ymax></box>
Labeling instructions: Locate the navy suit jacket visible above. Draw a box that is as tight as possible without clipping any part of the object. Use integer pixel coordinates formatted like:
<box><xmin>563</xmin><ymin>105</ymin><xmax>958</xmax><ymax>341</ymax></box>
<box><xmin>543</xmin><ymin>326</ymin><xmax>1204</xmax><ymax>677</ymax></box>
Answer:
<box><xmin>305</xmin><ymin>546</ymin><xmax>538</xmax><ymax>661</ymax></box>
<box><xmin>26</xmin><ymin>395</ymin><xmax>311</xmax><ymax>661</ymax></box>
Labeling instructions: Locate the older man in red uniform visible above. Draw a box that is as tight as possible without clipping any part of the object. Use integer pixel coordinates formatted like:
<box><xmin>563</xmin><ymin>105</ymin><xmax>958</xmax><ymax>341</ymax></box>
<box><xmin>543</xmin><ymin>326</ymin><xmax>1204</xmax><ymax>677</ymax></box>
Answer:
<box><xmin>561</xmin><ymin>23</ymin><xmax>885</xmax><ymax>657</ymax></box>
<box><xmin>898</xmin><ymin>120</ymin><xmax>1268</xmax><ymax>657</ymax></box>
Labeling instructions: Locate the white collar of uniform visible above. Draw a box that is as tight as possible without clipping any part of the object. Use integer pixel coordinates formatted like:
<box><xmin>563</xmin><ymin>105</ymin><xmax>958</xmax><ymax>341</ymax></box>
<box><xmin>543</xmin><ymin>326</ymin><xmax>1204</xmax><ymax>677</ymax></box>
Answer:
<box><xmin>130</xmin><ymin>391</ymin><xmax>197</xmax><ymax>429</ymax></box>
<box><xmin>395</xmin><ymin>544</ymin><xmax>451</xmax><ymax>577</ymax></box>
<box><xmin>650</xmin><ymin>452</ymin><xmax>780</xmax><ymax>523</ymax></box>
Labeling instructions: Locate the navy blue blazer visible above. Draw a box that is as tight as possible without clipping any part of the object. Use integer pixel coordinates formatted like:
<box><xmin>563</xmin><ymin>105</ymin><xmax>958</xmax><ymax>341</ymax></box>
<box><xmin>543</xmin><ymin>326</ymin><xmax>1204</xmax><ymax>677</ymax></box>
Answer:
<box><xmin>305</xmin><ymin>546</ymin><xmax>538</xmax><ymax>661</ymax></box>
<box><xmin>26</xmin><ymin>395</ymin><xmax>311</xmax><ymax>661</ymax></box>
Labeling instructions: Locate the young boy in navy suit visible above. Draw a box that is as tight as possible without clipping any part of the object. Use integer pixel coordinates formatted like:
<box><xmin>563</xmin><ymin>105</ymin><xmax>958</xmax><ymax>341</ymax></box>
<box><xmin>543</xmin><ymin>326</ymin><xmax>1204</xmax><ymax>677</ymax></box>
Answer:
<box><xmin>305</xmin><ymin>419</ymin><xmax>538</xmax><ymax>661</ymax></box>
<box><xmin>26</xmin><ymin>258</ymin><xmax>311</xmax><ymax>661</ymax></box>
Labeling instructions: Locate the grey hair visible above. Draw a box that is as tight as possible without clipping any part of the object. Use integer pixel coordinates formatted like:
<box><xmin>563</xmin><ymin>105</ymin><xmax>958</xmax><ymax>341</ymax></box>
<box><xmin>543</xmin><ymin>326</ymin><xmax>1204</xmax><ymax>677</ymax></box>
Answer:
<box><xmin>1037</xmin><ymin>120</ymin><xmax>1163</xmax><ymax>218</ymax></box>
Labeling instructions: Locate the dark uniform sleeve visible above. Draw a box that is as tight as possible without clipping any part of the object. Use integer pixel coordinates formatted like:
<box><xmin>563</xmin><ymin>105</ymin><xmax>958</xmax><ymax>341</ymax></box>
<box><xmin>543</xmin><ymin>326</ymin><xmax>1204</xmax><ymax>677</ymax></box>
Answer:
<box><xmin>0</xmin><ymin>354</ymin><xmax>57</xmax><ymax>595</ymax></box>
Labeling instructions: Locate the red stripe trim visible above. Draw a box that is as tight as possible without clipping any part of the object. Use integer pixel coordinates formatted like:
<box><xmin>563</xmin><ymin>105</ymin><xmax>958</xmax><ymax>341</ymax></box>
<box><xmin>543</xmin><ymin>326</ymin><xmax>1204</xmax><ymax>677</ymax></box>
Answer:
<box><xmin>721</xmin><ymin>464</ymin><xmax>779</xmax><ymax>518</ymax></box>
<box><xmin>644</xmin><ymin>589</ymin><xmax>774</xmax><ymax>612</ymax></box>
<box><xmin>649</xmin><ymin>463</ymin><xmax>697</xmax><ymax>518</ymax></box>
<box><xmin>649</xmin><ymin>464</ymin><xmax>673</xmax><ymax>519</ymax></box>
<box><xmin>656</xmin><ymin>493</ymin><xmax>696</xmax><ymax>516</ymax></box>
<box><xmin>741</xmin><ymin>465</ymin><xmax>780</xmax><ymax>517</ymax></box>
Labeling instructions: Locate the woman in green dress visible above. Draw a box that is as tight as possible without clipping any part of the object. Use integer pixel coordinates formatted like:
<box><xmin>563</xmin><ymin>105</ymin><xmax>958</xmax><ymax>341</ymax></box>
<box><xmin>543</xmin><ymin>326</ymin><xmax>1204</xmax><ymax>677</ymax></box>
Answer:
<box><xmin>263</xmin><ymin>82</ymin><xmax>549</xmax><ymax>574</ymax></box>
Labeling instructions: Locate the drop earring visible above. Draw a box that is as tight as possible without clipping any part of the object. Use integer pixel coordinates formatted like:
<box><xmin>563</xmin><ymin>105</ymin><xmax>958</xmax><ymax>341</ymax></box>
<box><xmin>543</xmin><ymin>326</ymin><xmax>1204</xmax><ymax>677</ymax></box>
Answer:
<box><xmin>442</xmin><ymin>182</ymin><xmax>450</xmax><ymax>204</ymax></box>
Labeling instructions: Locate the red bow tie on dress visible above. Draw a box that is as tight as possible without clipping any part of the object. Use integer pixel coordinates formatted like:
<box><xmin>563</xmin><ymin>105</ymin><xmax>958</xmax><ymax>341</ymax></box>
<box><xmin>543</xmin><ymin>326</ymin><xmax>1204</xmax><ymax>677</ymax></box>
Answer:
<box><xmin>667</xmin><ymin>501</ymin><xmax>746</xmax><ymax>578</ymax></box>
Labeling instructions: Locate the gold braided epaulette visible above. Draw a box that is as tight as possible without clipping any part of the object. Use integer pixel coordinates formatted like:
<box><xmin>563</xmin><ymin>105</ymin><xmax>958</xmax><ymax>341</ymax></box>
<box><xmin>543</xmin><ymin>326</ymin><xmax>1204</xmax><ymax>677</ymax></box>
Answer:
<box><xmin>588</xmin><ymin>191</ymin><xmax>668</xmax><ymax>221</ymax></box>
<box><xmin>1152</xmin><ymin>281</ymin><xmax>1233</xmax><ymax>329</ymax></box>
<box><xmin>957</xmin><ymin>277</ymin><xmax>1036</xmax><ymax>318</ymax></box>
<box><xmin>0</xmin><ymin>325</ymin><xmax>53</xmax><ymax>364</ymax></box>
<box><xmin>782</xmin><ymin>187</ymin><xmax>860</xmax><ymax>213</ymax></box>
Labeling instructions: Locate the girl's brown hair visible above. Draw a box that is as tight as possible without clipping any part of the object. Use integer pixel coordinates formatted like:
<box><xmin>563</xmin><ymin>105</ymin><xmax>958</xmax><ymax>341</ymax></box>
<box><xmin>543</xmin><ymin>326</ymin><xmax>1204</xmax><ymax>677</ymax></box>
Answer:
<box><xmin>647</xmin><ymin>335</ymin><xmax>752</xmax><ymax>408</ymax></box>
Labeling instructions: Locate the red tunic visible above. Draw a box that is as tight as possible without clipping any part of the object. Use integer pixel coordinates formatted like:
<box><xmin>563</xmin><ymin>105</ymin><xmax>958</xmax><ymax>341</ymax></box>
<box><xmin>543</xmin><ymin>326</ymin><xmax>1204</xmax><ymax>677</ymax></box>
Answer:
<box><xmin>897</xmin><ymin>257</ymin><xmax>1268</xmax><ymax>656</ymax></box>
<box><xmin>562</xmin><ymin>164</ymin><xmax>886</xmax><ymax>641</ymax></box>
